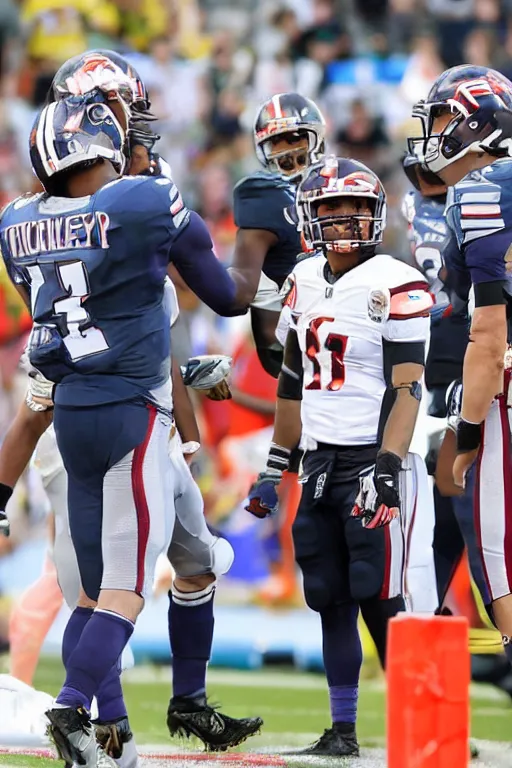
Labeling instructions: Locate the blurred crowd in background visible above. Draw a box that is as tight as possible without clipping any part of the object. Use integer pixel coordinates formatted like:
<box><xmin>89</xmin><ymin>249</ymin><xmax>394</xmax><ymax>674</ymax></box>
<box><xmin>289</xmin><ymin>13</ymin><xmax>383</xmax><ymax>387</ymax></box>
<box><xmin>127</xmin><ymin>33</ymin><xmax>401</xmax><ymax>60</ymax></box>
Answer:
<box><xmin>0</xmin><ymin>0</ymin><xmax>510</xmax><ymax>646</ymax></box>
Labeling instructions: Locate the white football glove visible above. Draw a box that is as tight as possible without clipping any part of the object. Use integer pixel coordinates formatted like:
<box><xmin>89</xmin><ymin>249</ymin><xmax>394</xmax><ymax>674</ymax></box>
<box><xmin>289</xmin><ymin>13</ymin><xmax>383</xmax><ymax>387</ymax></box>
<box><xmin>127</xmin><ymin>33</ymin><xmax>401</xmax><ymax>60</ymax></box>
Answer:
<box><xmin>181</xmin><ymin>355</ymin><xmax>232</xmax><ymax>401</ymax></box>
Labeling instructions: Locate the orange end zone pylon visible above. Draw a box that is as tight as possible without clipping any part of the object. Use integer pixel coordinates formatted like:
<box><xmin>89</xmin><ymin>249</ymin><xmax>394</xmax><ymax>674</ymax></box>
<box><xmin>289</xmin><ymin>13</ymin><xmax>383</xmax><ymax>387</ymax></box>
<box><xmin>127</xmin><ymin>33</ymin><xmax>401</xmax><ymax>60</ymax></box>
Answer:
<box><xmin>387</xmin><ymin>614</ymin><xmax>470</xmax><ymax>768</ymax></box>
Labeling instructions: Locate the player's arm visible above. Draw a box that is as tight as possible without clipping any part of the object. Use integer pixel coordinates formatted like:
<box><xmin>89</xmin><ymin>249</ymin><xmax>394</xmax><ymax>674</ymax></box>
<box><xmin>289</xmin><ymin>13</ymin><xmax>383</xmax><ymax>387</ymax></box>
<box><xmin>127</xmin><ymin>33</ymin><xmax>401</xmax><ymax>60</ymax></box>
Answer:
<box><xmin>380</xmin><ymin>355</ymin><xmax>425</xmax><ymax>459</ymax></box>
<box><xmin>171</xmin><ymin>357</ymin><xmax>200</xmax><ymax>458</ymax></box>
<box><xmin>353</xmin><ymin>284</ymin><xmax>431</xmax><ymax>529</ymax></box>
<box><xmin>229</xmin><ymin>228</ymin><xmax>278</xmax><ymax>306</ymax></box>
<box><xmin>0</xmin><ymin>401</ymin><xmax>53</xmax><ymax>536</ymax></box>
<box><xmin>169</xmin><ymin>211</ymin><xmax>249</xmax><ymax>316</ymax></box>
<box><xmin>245</xmin><ymin>328</ymin><xmax>303</xmax><ymax>519</ymax></box>
<box><xmin>452</xmin><ymin>228</ymin><xmax>509</xmax><ymax>485</ymax></box>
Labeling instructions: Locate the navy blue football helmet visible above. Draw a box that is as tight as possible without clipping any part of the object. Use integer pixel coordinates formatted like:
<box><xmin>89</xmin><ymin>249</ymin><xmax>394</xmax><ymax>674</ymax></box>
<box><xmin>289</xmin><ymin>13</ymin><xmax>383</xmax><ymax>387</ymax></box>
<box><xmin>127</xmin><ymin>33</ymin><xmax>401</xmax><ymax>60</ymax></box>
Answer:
<box><xmin>50</xmin><ymin>50</ymin><xmax>152</xmax><ymax>118</ymax></box>
<box><xmin>408</xmin><ymin>65</ymin><xmax>512</xmax><ymax>175</ymax></box>
<box><xmin>30</xmin><ymin>90</ymin><xmax>126</xmax><ymax>193</ymax></box>
<box><xmin>295</xmin><ymin>155</ymin><xmax>386</xmax><ymax>258</ymax></box>
<box><xmin>254</xmin><ymin>93</ymin><xmax>325</xmax><ymax>180</ymax></box>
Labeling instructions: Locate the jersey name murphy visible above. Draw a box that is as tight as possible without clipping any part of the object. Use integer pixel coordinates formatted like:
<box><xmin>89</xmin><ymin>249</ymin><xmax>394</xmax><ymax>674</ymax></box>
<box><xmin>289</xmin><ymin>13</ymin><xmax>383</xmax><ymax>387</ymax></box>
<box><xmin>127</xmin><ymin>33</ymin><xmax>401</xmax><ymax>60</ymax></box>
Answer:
<box><xmin>5</xmin><ymin>211</ymin><xmax>110</xmax><ymax>260</ymax></box>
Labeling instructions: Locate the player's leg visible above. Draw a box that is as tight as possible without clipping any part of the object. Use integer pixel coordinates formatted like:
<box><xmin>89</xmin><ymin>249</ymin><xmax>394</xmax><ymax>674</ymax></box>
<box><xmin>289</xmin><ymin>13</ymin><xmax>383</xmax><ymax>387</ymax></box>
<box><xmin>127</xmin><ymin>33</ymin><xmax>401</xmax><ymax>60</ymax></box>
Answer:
<box><xmin>46</xmin><ymin>401</ymin><xmax>173</xmax><ymax>768</ymax></box>
<box><xmin>35</xmin><ymin>424</ymin><xmax>140</xmax><ymax>766</ymax></box>
<box><xmin>290</xmin><ymin>452</ymin><xmax>361</xmax><ymax>757</ymax></box>
<box><xmin>401</xmin><ymin>453</ymin><xmax>438</xmax><ymax>614</ymax></box>
<box><xmin>165</xmin><ymin>442</ymin><xmax>262</xmax><ymax>750</ymax></box>
<box><xmin>473</xmin><ymin>397</ymin><xmax>512</xmax><ymax>663</ymax></box>
<box><xmin>344</xmin><ymin>482</ymin><xmax>406</xmax><ymax>670</ymax></box>
<box><xmin>8</xmin><ymin>533</ymin><xmax>63</xmax><ymax>685</ymax></box>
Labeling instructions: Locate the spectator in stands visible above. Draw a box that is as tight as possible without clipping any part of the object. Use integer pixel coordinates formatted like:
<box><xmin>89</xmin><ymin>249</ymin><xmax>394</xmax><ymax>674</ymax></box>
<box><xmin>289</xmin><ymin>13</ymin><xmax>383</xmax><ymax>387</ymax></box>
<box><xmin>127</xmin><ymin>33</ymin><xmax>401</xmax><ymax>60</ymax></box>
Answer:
<box><xmin>336</xmin><ymin>98</ymin><xmax>392</xmax><ymax>179</ymax></box>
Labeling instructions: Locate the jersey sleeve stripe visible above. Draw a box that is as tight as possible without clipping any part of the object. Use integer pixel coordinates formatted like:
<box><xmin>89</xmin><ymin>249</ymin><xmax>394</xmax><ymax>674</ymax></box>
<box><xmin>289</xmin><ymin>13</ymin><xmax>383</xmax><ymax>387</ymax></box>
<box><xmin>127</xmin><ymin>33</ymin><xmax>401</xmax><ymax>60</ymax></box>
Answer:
<box><xmin>463</xmin><ymin>226</ymin><xmax>504</xmax><ymax>244</ymax></box>
<box><xmin>388</xmin><ymin>280</ymin><xmax>429</xmax><ymax>297</ymax></box>
<box><xmin>461</xmin><ymin>204</ymin><xmax>502</xmax><ymax>217</ymax></box>
<box><xmin>461</xmin><ymin>218</ymin><xmax>505</xmax><ymax>231</ymax></box>
<box><xmin>460</xmin><ymin>191</ymin><xmax>501</xmax><ymax>204</ymax></box>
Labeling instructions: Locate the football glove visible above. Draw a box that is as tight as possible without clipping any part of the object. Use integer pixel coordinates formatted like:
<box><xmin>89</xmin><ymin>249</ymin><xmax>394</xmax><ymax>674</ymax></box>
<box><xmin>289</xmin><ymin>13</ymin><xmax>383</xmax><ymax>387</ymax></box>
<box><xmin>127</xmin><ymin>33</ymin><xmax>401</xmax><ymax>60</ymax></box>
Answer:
<box><xmin>20</xmin><ymin>349</ymin><xmax>55</xmax><ymax>411</ymax></box>
<box><xmin>446</xmin><ymin>378</ymin><xmax>463</xmax><ymax>434</ymax></box>
<box><xmin>245</xmin><ymin>442</ymin><xmax>291</xmax><ymax>518</ymax></box>
<box><xmin>181</xmin><ymin>355</ymin><xmax>232</xmax><ymax>401</ymax></box>
<box><xmin>245</xmin><ymin>470</ymin><xmax>281</xmax><ymax>519</ymax></box>
<box><xmin>351</xmin><ymin>451</ymin><xmax>402</xmax><ymax>529</ymax></box>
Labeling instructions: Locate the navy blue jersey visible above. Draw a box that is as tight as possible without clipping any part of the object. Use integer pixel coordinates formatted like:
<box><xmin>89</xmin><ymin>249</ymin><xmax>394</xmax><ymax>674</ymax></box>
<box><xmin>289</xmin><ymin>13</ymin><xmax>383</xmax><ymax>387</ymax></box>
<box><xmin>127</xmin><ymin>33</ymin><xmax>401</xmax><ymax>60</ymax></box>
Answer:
<box><xmin>403</xmin><ymin>189</ymin><xmax>469</xmax><ymax>393</ymax></box>
<box><xmin>233</xmin><ymin>171</ymin><xmax>300</xmax><ymax>286</ymax></box>
<box><xmin>445</xmin><ymin>159</ymin><xmax>512</xmax><ymax>306</ymax></box>
<box><xmin>0</xmin><ymin>175</ymin><xmax>189</xmax><ymax>406</ymax></box>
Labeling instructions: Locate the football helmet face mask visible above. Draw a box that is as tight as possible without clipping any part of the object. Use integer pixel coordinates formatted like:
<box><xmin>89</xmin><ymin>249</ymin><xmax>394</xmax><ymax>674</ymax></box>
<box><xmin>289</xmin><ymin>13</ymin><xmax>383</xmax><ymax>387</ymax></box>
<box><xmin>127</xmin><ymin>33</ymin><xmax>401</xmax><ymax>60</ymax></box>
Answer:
<box><xmin>295</xmin><ymin>155</ymin><xmax>386</xmax><ymax>258</ymax></box>
<box><xmin>253</xmin><ymin>93</ymin><xmax>326</xmax><ymax>180</ymax></box>
<box><xmin>30</xmin><ymin>91</ymin><xmax>126</xmax><ymax>194</ymax></box>
<box><xmin>408</xmin><ymin>65</ymin><xmax>512</xmax><ymax>175</ymax></box>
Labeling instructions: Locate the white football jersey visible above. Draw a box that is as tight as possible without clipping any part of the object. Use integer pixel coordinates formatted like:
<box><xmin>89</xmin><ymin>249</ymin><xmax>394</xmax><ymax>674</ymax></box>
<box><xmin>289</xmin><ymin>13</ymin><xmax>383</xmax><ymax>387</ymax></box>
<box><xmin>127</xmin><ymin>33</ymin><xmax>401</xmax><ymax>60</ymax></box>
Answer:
<box><xmin>283</xmin><ymin>253</ymin><xmax>432</xmax><ymax>446</ymax></box>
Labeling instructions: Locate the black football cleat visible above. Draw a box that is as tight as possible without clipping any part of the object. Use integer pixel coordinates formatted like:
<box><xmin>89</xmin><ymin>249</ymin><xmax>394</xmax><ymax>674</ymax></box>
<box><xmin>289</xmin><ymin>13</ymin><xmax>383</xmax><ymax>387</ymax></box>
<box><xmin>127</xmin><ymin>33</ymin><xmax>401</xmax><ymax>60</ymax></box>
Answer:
<box><xmin>46</xmin><ymin>706</ymin><xmax>116</xmax><ymax>767</ymax></box>
<box><xmin>166</xmin><ymin>695</ymin><xmax>263</xmax><ymax>752</ymax></box>
<box><xmin>94</xmin><ymin>716</ymin><xmax>137</xmax><ymax>766</ymax></box>
<box><xmin>288</xmin><ymin>726</ymin><xmax>360</xmax><ymax>757</ymax></box>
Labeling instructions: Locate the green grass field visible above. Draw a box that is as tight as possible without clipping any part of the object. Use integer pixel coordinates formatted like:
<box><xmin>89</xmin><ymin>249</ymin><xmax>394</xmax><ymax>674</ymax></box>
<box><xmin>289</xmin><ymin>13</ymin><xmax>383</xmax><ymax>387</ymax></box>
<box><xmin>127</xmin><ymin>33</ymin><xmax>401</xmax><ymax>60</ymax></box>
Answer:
<box><xmin>1</xmin><ymin>657</ymin><xmax>511</xmax><ymax>766</ymax></box>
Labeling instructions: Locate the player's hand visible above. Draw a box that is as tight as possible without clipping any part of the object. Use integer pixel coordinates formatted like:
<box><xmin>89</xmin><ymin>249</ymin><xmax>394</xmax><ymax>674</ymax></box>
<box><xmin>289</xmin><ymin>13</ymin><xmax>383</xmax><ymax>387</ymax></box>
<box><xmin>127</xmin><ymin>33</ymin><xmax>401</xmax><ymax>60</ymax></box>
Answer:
<box><xmin>25</xmin><ymin>370</ymin><xmax>55</xmax><ymax>412</ymax></box>
<box><xmin>205</xmin><ymin>379</ymin><xmax>232</xmax><ymax>401</ymax></box>
<box><xmin>181</xmin><ymin>355</ymin><xmax>232</xmax><ymax>399</ymax></box>
<box><xmin>351</xmin><ymin>451</ymin><xmax>402</xmax><ymax>529</ymax></box>
<box><xmin>245</xmin><ymin>471</ymin><xmax>281</xmax><ymax>518</ymax></box>
<box><xmin>453</xmin><ymin>449</ymin><xmax>478</xmax><ymax>489</ymax></box>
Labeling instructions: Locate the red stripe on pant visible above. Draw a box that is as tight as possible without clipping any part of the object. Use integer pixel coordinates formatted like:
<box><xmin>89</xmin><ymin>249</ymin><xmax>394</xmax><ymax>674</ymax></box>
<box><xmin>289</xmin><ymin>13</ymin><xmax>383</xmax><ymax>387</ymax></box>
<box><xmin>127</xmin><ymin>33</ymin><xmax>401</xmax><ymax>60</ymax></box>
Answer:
<box><xmin>499</xmin><ymin>396</ymin><xmax>512</xmax><ymax>592</ymax></box>
<box><xmin>473</xmin><ymin>420</ymin><xmax>492</xmax><ymax>598</ymax></box>
<box><xmin>131</xmin><ymin>405</ymin><xmax>157</xmax><ymax>595</ymax></box>
<box><xmin>380</xmin><ymin>526</ymin><xmax>391</xmax><ymax>598</ymax></box>
<box><xmin>403</xmin><ymin>492</ymin><xmax>418</xmax><ymax>599</ymax></box>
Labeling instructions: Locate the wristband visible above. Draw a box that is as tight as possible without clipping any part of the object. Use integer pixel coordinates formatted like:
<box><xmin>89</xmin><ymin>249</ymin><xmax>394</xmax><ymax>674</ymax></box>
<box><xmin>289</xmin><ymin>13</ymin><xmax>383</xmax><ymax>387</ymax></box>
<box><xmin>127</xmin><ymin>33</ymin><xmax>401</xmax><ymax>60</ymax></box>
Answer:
<box><xmin>181</xmin><ymin>441</ymin><xmax>201</xmax><ymax>455</ymax></box>
<box><xmin>376</xmin><ymin>450</ymin><xmax>402</xmax><ymax>477</ymax></box>
<box><xmin>0</xmin><ymin>482</ymin><xmax>13</xmax><ymax>511</ymax></box>
<box><xmin>266</xmin><ymin>442</ymin><xmax>291</xmax><ymax>474</ymax></box>
<box><xmin>456</xmin><ymin>419</ymin><xmax>482</xmax><ymax>453</ymax></box>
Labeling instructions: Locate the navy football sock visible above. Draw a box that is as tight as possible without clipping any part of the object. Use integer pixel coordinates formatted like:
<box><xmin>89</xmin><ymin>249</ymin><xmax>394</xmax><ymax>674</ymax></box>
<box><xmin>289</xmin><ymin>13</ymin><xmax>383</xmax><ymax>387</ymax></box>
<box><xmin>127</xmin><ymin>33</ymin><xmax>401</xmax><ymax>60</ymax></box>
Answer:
<box><xmin>320</xmin><ymin>602</ymin><xmax>362</xmax><ymax>725</ymax></box>
<box><xmin>96</xmin><ymin>656</ymin><xmax>127</xmax><ymax>723</ymax></box>
<box><xmin>62</xmin><ymin>607</ymin><xmax>93</xmax><ymax>668</ymax></box>
<box><xmin>56</xmin><ymin>610</ymin><xmax>133</xmax><ymax>711</ymax></box>
<box><xmin>168</xmin><ymin>582</ymin><xmax>215</xmax><ymax>700</ymax></box>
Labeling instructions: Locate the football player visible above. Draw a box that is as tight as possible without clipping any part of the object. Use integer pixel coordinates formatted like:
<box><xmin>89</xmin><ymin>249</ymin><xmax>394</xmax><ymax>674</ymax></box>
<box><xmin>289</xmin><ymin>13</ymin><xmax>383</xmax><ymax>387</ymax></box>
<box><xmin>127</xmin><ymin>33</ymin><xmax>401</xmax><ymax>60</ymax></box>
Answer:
<box><xmin>231</xmin><ymin>92</ymin><xmax>325</xmax><ymax>377</ymax></box>
<box><xmin>0</xmin><ymin>92</ymin><xmax>253</xmax><ymax>767</ymax></box>
<box><xmin>246</xmin><ymin>156</ymin><xmax>432</xmax><ymax>756</ymax></box>
<box><xmin>401</xmin><ymin>154</ymin><xmax>475</xmax><ymax>607</ymax></box>
<box><xmin>407</xmin><ymin>64</ymin><xmax>512</xmax><ymax>669</ymax></box>
<box><xmin>1</xmin><ymin>50</ymin><xmax>262</xmax><ymax>757</ymax></box>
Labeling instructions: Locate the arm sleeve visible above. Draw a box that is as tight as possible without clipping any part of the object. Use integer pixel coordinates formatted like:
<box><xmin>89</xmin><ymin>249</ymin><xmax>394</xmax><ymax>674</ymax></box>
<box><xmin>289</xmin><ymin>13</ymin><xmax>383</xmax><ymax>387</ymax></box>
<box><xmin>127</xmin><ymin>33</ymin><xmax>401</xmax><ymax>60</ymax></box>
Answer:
<box><xmin>170</xmin><ymin>211</ymin><xmax>238</xmax><ymax>316</ymax></box>
<box><xmin>277</xmin><ymin>324</ymin><xmax>303</xmax><ymax>400</ymax></box>
<box><xmin>463</xmin><ymin>228</ymin><xmax>510</xmax><ymax>287</ymax></box>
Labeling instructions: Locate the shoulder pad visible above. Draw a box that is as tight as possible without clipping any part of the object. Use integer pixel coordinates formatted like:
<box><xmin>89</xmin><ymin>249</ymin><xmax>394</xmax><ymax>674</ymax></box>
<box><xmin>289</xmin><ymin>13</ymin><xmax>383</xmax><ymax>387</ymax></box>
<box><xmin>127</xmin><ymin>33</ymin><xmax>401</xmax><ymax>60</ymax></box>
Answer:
<box><xmin>234</xmin><ymin>171</ymin><xmax>290</xmax><ymax>197</ymax></box>
<box><xmin>388</xmin><ymin>282</ymin><xmax>433</xmax><ymax>320</ymax></box>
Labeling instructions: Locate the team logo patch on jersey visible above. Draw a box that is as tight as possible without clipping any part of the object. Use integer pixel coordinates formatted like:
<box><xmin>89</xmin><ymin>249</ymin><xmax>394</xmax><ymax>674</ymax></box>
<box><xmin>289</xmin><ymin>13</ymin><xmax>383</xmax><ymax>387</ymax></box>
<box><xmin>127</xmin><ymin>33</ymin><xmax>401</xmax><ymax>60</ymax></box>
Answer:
<box><xmin>367</xmin><ymin>287</ymin><xmax>390</xmax><ymax>323</ymax></box>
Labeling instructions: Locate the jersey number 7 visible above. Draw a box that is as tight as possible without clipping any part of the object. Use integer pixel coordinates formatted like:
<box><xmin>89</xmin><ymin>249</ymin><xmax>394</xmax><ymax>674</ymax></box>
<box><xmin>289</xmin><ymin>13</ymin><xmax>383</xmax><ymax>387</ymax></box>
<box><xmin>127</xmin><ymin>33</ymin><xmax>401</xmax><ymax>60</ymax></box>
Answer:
<box><xmin>305</xmin><ymin>317</ymin><xmax>348</xmax><ymax>391</ymax></box>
